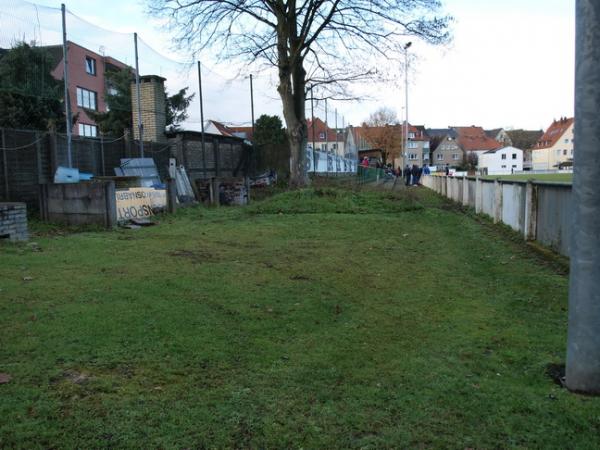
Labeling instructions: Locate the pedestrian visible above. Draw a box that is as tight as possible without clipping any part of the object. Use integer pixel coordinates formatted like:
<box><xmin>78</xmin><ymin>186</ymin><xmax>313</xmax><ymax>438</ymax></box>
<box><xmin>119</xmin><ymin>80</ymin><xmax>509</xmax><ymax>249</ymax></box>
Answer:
<box><xmin>411</xmin><ymin>164</ymin><xmax>419</xmax><ymax>186</ymax></box>
<box><xmin>404</xmin><ymin>164</ymin><xmax>411</xmax><ymax>186</ymax></box>
<box><xmin>423</xmin><ymin>164</ymin><xmax>431</xmax><ymax>176</ymax></box>
<box><xmin>445</xmin><ymin>163</ymin><xmax>450</xmax><ymax>176</ymax></box>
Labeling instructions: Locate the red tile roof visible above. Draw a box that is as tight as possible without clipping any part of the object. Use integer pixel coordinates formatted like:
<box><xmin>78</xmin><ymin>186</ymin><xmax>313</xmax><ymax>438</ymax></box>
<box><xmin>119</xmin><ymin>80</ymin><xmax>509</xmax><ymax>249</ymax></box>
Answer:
<box><xmin>228</xmin><ymin>126</ymin><xmax>253</xmax><ymax>141</ymax></box>
<box><xmin>533</xmin><ymin>117</ymin><xmax>574</xmax><ymax>149</ymax></box>
<box><xmin>306</xmin><ymin>118</ymin><xmax>340</xmax><ymax>142</ymax></box>
<box><xmin>454</xmin><ymin>126</ymin><xmax>502</xmax><ymax>152</ymax></box>
<box><xmin>208</xmin><ymin>120</ymin><xmax>236</xmax><ymax>137</ymax></box>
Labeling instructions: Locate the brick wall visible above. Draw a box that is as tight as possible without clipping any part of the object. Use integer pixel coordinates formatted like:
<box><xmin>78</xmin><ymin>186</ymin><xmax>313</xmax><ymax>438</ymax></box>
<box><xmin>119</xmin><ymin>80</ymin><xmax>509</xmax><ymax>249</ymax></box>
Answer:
<box><xmin>131</xmin><ymin>75</ymin><xmax>167</xmax><ymax>143</ymax></box>
<box><xmin>0</xmin><ymin>203</ymin><xmax>28</xmax><ymax>241</ymax></box>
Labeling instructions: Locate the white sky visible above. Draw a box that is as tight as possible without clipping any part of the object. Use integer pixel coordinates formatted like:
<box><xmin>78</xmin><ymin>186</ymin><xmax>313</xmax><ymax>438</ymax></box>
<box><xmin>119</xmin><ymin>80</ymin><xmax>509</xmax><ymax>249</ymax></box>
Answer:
<box><xmin>0</xmin><ymin>0</ymin><xmax>575</xmax><ymax>131</ymax></box>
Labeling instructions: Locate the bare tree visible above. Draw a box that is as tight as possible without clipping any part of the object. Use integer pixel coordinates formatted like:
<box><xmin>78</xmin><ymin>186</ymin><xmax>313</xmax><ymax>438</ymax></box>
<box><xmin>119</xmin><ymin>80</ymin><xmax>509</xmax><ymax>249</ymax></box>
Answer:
<box><xmin>361</xmin><ymin>107</ymin><xmax>401</xmax><ymax>165</ymax></box>
<box><xmin>149</xmin><ymin>0</ymin><xmax>451</xmax><ymax>187</ymax></box>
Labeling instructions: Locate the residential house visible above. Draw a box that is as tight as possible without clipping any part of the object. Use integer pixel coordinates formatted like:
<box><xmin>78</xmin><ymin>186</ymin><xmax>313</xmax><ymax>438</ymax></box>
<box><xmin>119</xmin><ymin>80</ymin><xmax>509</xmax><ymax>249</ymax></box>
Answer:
<box><xmin>485</xmin><ymin>128</ymin><xmax>512</xmax><ymax>147</ymax></box>
<box><xmin>505</xmin><ymin>129</ymin><xmax>544</xmax><ymax>170</ymax></box>
<box><xmin>343</xmin><ymin>126</ymin><xmax>359</xmax><ymax>161</ymax></box>
<box><xmin>531</xmin><ymin>117</ymin><xmax>574</xmax><ymax>170</ymax></box>
<box><xmin>428</xmin><ymin>128</ymin><xmax>461</xmax><ymax>167</ymax></box>
<box><xmin>454</xmin><ymin>126</ymin><xmax>502</xmax><ymax>162</ymax></box>
<box><xmin>306</xmin><ymin>118</ymin><xmax>344</xmax><ymax>156</ymax></box>
<box><xmin>47</xmin><ymin>41</ymin><xmax>128</xmax><ymax>137</ymax></box>
<box><xmin>478</xmin><ymin>146</ymin><xmax>523</xmax><ymax>175</ymax></box>
<box><xmin>405</xmin><ymin>124</ymin><xmax>430</xmax><ymax>167</ymax></box>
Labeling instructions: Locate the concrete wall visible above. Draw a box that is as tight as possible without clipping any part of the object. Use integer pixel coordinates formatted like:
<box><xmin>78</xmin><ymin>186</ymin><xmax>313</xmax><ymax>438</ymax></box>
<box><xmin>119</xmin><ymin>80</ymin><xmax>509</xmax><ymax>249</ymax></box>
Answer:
<box><xmin>39</xmin><ymin>181</ymin><xmax>116</xmax><ymax>228</ymax></box>
<box><xmin>422</xmin><ymin>175</ymin><xmax>572</xmax><ymax>257</ymax></box>
<box><xmin>536</xmin><ymin>184</ymin><xmax>573</xmax><ymax>256</ymax></box>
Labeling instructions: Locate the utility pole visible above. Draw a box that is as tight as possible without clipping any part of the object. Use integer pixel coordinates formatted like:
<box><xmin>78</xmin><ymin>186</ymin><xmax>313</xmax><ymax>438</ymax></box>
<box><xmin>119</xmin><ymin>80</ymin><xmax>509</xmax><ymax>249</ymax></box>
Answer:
<box><xmin>134</xmin><ymin>32</ymin><xmax>144</xmax><ymax>158</ymax></box>
<box><xmin>197</xmin><ymin>61</ymin><xmax>207</xmax><ymax>179</ymax></box>
<box><xmin>310</xmin><ymin>85</ymin><xmax>316</xmax><ymax>172</ymax></box>
<box><xmin>403</xmin><ymin>42</ymin><xmax>412</xmax><ymax>169</ymax></box>
<box><xmin>250</xmin><ymin>74</ymin><xmax>255</xmax><ymax>138</ymax></box>
<box><xmin>565</xmin><ymin>0</ymin><xmax>600</xmax><ymax>395</ymax></box>
<box><xmin>335</xmin><ymin>108</ymin><xmax>338</xmax><ymax>154</ymax></box>
<box><xmin>325</xmin><ymin>98</ymin><xmax>328</xmax><ymax>153</ymax></box>
<box><xmin>61</xmin><ymin>4</ymin><xmax>72</xmax><ymax>167</ymax></box>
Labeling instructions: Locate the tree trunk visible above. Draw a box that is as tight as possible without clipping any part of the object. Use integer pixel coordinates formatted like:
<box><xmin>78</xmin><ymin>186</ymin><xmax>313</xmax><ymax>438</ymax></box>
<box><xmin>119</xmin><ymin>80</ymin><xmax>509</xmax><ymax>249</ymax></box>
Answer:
<box><xmin>276</xmin><ymin>17</ymin><xmax>308</xmax><ymax>188</ymax></box>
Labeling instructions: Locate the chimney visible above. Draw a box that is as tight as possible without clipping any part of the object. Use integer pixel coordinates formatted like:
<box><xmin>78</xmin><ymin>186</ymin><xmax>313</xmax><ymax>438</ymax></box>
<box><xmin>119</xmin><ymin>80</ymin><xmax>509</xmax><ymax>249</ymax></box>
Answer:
<box><xmin>131</xmin><ymin>75</ymin><xmax>167</xmax><ymax>143</ymax></box>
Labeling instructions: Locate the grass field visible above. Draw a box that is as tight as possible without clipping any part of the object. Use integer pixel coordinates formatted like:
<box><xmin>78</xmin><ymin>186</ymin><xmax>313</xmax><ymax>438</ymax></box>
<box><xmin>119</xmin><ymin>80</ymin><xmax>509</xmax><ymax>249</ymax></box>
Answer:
<box><xmin>482</xmin><ymin>173</ymin><xmax>573</xmax><ymax>183</ymax></box>
<box><xmin>1</xmin><ymin>186</ymin><xmax>598</xmax><ymax>448</ymax></box>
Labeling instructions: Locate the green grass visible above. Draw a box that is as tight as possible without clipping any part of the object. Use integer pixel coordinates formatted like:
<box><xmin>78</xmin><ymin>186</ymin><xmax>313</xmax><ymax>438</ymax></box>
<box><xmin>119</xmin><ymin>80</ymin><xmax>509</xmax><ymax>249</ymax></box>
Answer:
<box><xmin>1</xmin><ymin>186</ymin><xmax>598</xmax><ymax>448</ymax></box>
<box><xmin>482</xmin><ymin>173</ymin><xmax>573</xmax><ymax>183</ymax></box>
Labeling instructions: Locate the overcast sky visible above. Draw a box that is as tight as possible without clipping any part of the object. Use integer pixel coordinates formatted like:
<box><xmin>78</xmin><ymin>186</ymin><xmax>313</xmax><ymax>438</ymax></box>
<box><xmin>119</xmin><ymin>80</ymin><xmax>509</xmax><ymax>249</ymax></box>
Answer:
<box><xmin>1</xmin><ymin>0</ymin><xmax>575</xmax><ymax>131</ymax></box>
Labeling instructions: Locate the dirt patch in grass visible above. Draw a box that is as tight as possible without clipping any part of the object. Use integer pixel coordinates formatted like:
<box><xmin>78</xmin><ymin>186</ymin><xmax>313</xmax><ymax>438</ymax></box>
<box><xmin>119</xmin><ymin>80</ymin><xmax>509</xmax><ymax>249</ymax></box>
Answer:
<box><xmin>168</xmin><ymin>249</ymin><xmax>221</xmax><ymax>264</ymax></box>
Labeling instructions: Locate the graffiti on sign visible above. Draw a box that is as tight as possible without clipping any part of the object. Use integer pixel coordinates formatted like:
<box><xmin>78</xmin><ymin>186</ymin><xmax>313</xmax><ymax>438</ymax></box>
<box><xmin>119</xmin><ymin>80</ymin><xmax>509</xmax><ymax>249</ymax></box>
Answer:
<box><xmin>115</xmin><ymin>188</ymin><xmax>167</xmax><ymax>221</ymax></box>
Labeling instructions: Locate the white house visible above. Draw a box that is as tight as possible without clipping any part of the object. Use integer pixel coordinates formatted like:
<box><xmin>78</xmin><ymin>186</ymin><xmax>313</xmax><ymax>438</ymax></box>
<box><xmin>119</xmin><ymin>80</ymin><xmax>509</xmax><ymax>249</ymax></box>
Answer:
<box><xmin>478</xmin><ymin>146</ymin><xmax>523</xmax><ymax>175</ymax></box>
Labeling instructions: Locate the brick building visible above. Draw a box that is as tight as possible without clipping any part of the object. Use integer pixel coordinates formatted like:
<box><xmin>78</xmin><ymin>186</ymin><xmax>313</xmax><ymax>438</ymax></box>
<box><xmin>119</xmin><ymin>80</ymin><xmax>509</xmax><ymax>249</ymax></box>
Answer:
<box><xmin>47</xmin><ymin>41</ymin><xmax>128</xmax><ymax>137</ymax></box>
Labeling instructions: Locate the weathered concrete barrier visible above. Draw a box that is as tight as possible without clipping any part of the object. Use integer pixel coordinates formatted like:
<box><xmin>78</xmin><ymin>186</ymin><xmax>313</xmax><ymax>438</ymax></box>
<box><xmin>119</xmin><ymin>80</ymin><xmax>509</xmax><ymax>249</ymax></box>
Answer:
<box><xmin>422</xmin><ymin>175</ymin><xmax>572</xmax><ymax>257</ymax></box>
<box><xmin>39</xmin><ymin>181</ymin><xmax>116</xmax><ymax>228</ymax></box>
<box><xmin>0</xmin><ymin>202</ymin><xmax>28</xmax><ymax>241</ymax></box>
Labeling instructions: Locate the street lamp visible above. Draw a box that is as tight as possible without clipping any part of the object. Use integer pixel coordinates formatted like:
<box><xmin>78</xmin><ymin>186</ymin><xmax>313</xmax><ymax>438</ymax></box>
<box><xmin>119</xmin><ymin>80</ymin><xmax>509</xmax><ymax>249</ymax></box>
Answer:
<box><xmin>403</xmin><ymin>42</ymin><xmax>412</xmax><ymax>170</ymax></box>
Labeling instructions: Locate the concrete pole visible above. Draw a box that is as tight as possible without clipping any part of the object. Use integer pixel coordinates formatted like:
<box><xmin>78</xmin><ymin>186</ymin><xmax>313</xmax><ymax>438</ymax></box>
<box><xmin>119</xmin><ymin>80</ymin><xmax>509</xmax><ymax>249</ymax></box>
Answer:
<box><xmin>565</xmin><ymin>0</ymin><xmax>600</xmax><ymax>394</ymax></box>
<box><xmin>61</xmin><ymin>4</ymin><xmax>72</xmax><ymax>168</ymax></box>
<box><xmin>310</xmin><ymin>85</ymin><xmax>316</xmax><ymax>172</ymax></box>
<box><xmin>197</xmin><ymin>62</ymin><xmax>207</xmax><ymax>179</ymax></box>
<box><xmin>134</xmin><ymin>33</ymin><xmax>144</xmax><ymax>158</ymax></box>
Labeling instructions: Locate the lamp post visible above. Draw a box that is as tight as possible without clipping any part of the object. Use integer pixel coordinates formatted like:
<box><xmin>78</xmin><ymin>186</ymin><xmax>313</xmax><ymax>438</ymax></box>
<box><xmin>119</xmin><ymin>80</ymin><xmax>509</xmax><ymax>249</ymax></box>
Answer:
<box><xmin>403</xmin><ymin>42</ymin><xmax>412</xmax><ymax>170</ymax></box>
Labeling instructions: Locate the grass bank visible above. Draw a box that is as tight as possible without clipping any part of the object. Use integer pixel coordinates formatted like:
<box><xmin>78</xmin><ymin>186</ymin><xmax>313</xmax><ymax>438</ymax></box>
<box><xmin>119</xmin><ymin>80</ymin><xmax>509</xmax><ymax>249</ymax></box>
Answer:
<box><xmin>1</xmin><ymin>186</ymin><xmax>597</xmax><ymax>448</ymax></box>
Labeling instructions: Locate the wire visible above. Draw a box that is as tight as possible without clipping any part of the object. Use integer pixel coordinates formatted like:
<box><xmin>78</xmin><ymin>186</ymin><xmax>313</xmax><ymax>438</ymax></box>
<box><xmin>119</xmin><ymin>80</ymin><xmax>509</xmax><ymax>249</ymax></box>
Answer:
<box><xmin>0</xmin><ymin>131</ymin><xmax>47</xmax><ymax>150</ymax></box>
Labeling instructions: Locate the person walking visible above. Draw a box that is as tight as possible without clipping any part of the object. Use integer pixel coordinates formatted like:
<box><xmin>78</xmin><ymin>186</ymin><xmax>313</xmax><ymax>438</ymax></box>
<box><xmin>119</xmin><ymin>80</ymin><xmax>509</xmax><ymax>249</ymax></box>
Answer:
<box><xmin>404</xmin><ymin>164</ymin><xmax>412</xmax><ymax>186</ymax></box>
<box><xmin>445</xmin><ymin>163</ymin><xmax>450</xmax><ymax>176</ymax></box>
<box><xmin>411</xmin><ymin>164</ymin><xmax>419</xmax><ymax>186</ymax></box>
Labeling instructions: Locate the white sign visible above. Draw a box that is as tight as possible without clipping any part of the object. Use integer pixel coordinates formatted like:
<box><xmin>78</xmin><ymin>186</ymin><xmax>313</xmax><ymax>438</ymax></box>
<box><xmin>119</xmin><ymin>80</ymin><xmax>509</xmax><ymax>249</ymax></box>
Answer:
<box><xmin>115</xmin><ymin>188</ymin><xmax>167</xmax><ymax>222</ymax></box>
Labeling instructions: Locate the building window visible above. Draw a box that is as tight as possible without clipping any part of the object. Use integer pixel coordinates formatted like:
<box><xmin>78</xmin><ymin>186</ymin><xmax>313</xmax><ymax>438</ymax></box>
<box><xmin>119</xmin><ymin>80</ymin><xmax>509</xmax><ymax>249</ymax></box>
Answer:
<box><xmin>332</xmin><ymin>143</ymin><xmax>337</xmax><ymax>150</ymax></box>
<box><xmin>501</xmin><ymin>165</ymin><xmax>506</xmax><ymax>168</ymax></box>
<box><xmin>512</xmin><ymin>153</ymin><xmax>517</xmax><ymax>159</ymax></box>
<box><xmin>571</xmin><ymin>149</ymin><xmax>574</xmax><ymax>155</ymax></box>
<box><xmin>85</xmin><ymin>57</ymin><xmax>96</xmax><ymax>75</ymax></box>
<box><xmin>78</xmin><ymin>123</ymin><xmax>97</xmax><ymax>137</ymax></box>
<box><xmin>423</xmin><ymin>154</ymin><xmax>429</xmax><ymax>160</ymax></box>
<box><xmin>408</xmin><ymin>153</ymin><xmax>418</xmax><ymax>160</ymax></box>
<box><xmin>452</xmin><ymin>153</ymin><xmax>460</xmax><ymax>160</ymax></box>
<box><xmin>318</xmin><ymin>132</ymin><xmax>325</xmax><ymax>139</ymax></box>
<box><xmin>437</xmin><ymin>153</ymin><xmax>444</xmax><ymax>161</ymax></box>
<box><xmin>563</xmin><ymin>149</ymin><xmax>567</xmax><ymax>155</ymax></box>
<box><xmin>423</xmin><ymin>142</ymin><xmax>430</xmax><ymax>149</ymax></box>
<box><xmin>556</xmin><ymin>149</ymin><xmax>561</xmax><ymax>156</ymax></box>
<box><xmin>407</xmin><ymin>142</ymin><xmax>417</xmax><ymax>149</ymax></box>
<box><xmin>512</xmin><ymin>165</ymin><xmax>517</xmax><ymax>168</ymax></box>
<box><xmin>76</xmin><ymin>87</ymin><xmax>97</xmax><ymax>110</ymax></box>
<box><xmin>408</xmin><ymin>132</ymin><xmax>415</xmax><ymax>139</ymax></box>
<box><xmin>501</xmin><ymin>154</ymin><xmax>506</xmax><ymax>160</ymax></box>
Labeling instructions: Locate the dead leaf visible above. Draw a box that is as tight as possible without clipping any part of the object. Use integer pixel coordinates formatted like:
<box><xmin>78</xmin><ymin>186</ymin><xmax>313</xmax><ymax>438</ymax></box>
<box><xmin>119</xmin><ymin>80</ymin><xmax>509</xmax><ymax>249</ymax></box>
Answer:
<box><xmin>0</xmin><ymin>373</ymin><xmax>11</xmax><ymax>384</ymax></box>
